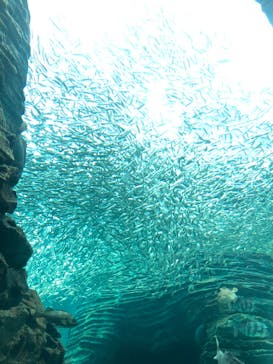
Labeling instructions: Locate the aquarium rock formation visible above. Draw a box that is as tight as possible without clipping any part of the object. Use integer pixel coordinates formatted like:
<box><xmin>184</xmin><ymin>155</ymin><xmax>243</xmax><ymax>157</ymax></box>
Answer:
<box><xmin>256</xmin><ymin>0</ymin><xmax>273</xmax><ymax>26</ymax></box>
<box><xmin>0</xmin><ymin>0</ymin><xmax>65</xmax><ymax>362</ymax></box>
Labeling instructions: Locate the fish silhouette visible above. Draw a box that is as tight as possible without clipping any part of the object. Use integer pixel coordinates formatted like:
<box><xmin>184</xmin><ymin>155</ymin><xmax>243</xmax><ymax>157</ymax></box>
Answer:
<box><xmin>214</xmin><ymin>336</ymin><xmax>245</xmax><ymax>364</ymax></box>
<box><xmin>35</xmin><ymin>308</ymin><xmax>78</xmax><ymax>327</ymax></box>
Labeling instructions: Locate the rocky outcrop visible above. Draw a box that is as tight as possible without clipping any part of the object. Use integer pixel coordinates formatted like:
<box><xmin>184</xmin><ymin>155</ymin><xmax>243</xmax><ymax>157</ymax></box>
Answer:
<box><xmin>0</xmin><ymin>253</ymin><xmax>65</xmax><ymax>363</ymax></box>
<box><xmin>256</xmin><ymin>0</ymin><xmax>273</xmax><ymax>26</ymax></box>
<box><xmin>0</xmin><ymin>1</ymin><xmax>67</xmax><ymax>363</ymax></box>
<box><xmin>187</xmin><ymin>253</ymin><xmax>273</xmax><ymax>364</ymax></box>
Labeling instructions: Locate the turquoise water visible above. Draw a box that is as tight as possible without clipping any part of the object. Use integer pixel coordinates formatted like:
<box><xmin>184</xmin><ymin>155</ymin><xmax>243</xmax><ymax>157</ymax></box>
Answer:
<box><xmin>15</xmin><ymin>1</ymin><xmax>273</xmax><ymax>362</ymax></box>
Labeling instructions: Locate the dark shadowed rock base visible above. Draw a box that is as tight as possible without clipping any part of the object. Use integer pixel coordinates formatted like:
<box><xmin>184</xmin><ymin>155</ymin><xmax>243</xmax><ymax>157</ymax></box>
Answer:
<box><xmin>0</xmin><ymin>253</ymin><xmax>65</xmax><ymax>363</ymax></box>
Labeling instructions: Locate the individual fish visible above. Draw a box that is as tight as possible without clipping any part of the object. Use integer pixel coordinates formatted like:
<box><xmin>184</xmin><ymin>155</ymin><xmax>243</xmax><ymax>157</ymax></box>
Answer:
<box><xmin>35</xmin><ymin>308</ymin><xmax>78</xmax><ymax>328</ymax></box>
<box><xmin>217</xmin><ymin>287</ymin><xmax>238</xmax><ymax>305</ymax></box>
<box><xmin>214</xmin><ymin>336</ymin><xmax>244</xmax><ymax>364</ymax></box>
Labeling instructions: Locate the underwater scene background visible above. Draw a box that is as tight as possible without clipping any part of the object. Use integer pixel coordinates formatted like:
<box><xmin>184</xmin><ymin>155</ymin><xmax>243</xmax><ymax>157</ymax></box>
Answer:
<box><xmin>14</xmin><ymin>0</ymin><xmax>273</xmax><ymax>362</ymax></box>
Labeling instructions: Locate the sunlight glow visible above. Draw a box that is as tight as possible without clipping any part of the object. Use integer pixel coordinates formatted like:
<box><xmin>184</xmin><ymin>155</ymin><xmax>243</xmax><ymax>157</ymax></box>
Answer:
<box><xmin>28</xmin><ymin>0</ymin><xmax>273</xmax><ymax>87</ymax></box>
<box><xmin>27</xmin><ymin>0</ymin><xmax>273</xmax><ymax>144</ymax></box>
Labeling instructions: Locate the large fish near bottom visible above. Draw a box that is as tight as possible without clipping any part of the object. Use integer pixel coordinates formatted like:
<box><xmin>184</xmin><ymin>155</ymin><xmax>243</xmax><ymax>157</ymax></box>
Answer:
<box><xmin>35</xmin><ymin>308</ymin><xmax>78</xmax><ymax>327</ymax></box>
<box><xmin>214</xmin><ymin>336</ymin><xmax>245</xmax><ymax>364</ymax></box>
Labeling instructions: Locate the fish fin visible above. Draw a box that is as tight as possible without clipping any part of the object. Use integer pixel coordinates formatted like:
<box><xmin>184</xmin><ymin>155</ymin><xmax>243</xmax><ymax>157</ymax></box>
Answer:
<box><xmin>214</xmin><ymin>335</ymin><xmax>220</xmax><ymax>348</ymax></box>
<box><xmin>225</xmin><ymin>351</ymin><xmax>245</xmax><ymax>364</ymax></box>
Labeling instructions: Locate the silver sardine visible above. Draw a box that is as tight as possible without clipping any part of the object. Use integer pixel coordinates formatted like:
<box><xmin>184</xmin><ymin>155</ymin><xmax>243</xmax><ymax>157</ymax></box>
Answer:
<box><xmin>214</xmin><ymin>336</ymin><xmax>245</xmax><ymax>364</ymax></box>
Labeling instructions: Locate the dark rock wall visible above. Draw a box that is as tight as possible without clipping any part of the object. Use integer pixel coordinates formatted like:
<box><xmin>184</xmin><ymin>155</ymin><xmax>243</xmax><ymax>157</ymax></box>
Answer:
<box><xmin>0</xmin><ymin>1</ymin><xmax>65</xmax><ymax>363</ymax></box>
<box><xmin>0</xmin><ymin>0</ymin><xmax>31</xmax><ymax>264</ymax></box>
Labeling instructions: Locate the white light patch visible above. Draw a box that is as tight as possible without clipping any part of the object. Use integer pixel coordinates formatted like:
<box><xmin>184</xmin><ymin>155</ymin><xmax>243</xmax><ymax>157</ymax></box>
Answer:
<box><xmin>27</xmin><ymin>0</ymin><xmax>273</xmax><ymax>141</ymax></box>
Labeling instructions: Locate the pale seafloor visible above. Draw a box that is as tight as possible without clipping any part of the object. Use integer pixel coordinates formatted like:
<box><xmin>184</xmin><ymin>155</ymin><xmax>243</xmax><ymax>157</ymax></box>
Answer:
<box><xmin>15</xmin><ymin>0</ymin><xmax>273</xmax><ymax>363</ymax></box>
